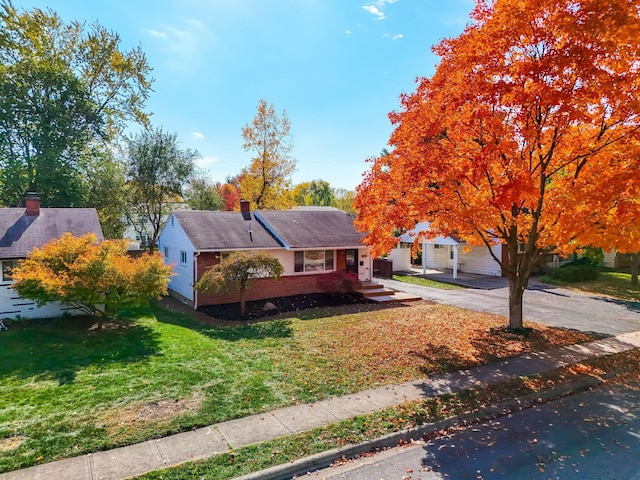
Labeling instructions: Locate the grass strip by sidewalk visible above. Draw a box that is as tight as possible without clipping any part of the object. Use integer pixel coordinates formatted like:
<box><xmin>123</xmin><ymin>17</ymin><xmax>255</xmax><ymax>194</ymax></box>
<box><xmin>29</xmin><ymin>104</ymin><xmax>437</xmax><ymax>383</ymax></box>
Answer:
<box><xmin>135</xmin><ymin>349</ymin><xmax>640</xmax><ymax>480</ymax></box>
<box><xmin>392</xmin><ymin>274</ymin><xmax>462</xmax><ymax>290</ymax></box>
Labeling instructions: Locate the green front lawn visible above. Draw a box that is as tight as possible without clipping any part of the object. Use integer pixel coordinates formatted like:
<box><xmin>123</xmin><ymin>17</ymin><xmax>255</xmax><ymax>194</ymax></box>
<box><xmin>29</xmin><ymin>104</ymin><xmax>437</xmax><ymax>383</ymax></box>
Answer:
<box><xmin>543</xmin><ymin>271</ymin><xmax>640</xmax><ymax>302</ymax></box>
<box><xmin>392</xmin><ymin>274</ymin><xmax>462</xmax><ymax>290</ymax></box>
<box><xmin>0</xmin><ymin>301</ymin><xmax>591</xmax><ymax>473</ymax></box>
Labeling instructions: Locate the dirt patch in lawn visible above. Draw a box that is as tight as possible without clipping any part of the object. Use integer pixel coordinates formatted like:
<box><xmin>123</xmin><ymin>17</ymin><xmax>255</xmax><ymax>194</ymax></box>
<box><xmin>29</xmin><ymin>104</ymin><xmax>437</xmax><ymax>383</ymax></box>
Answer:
<box><xmin>99</xmin><ymin>394</ymin><xmax>203</xmax><ymax>437</ymax></box>
<box><xmin>0</xmin><ymin>436</ymin><xmax>26</xmax><ymax>452</ymax></box>
<box><xmin>197</xmin><ymin>293</ymin><xmax>372</xmax><ymax>321</ymax></box>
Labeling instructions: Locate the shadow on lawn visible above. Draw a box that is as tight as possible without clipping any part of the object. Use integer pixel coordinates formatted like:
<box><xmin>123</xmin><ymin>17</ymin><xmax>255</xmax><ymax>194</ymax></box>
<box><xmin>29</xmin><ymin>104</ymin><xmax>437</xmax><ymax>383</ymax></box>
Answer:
<box><xmin>0</xmin><ymin>317</ymin><xmax>161</xmax><ymax>385</ymax></box>
<box><xmin>153</xmin><ymin>303</ymin><xmax>295</xmax><ymax>341</ymax></box>
<box><xmin>413</xmin><ymin>325</ymin><xmax>595</xmax><ymax>383</ymax></box>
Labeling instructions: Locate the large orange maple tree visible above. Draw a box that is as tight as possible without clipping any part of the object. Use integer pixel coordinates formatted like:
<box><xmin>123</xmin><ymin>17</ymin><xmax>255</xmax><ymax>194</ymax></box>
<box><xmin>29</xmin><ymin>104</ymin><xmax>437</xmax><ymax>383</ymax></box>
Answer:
<box><xmin>355</xmin><ymin>0</ymin><xmax>640</xmax><ymax>330</ymax></box>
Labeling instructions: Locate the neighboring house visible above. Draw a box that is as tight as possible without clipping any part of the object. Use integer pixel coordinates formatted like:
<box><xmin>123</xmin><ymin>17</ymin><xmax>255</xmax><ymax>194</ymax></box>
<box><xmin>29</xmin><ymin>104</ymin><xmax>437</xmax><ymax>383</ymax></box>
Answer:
<box><xmin>123</xmin><ymin>201</ymin><xmax>190</xmax><ymax>251</ymax></box>
<box><xmin>397</xmin><ymin>222</ymin><xmax>504</xmax><ymax>278</ymax></box>
<box><xmin>0</xmin><ymin>193</ymin><xmax>104</xmax><ymax>319</ymax></box>
<box><xmin>157</xmin><ymin>201</ymin><xmax>371</xmax><ymax>308</ymax></box>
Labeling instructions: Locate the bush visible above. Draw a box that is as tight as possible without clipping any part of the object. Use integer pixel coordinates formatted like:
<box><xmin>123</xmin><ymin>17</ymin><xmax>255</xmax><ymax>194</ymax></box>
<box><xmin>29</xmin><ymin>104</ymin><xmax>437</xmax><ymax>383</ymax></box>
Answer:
<box><xmin>316</xmin><ymin>271</ymin><xmax>358</xmax><ymax>293</ymax></box>
<box><xmin>546</xmin><ymin>263</ymin><xmax>599</xmax><ymax>283</ymax></box>
<box><xmin>580</xmin><ymin>247</ymin><xmax>604</xmax><ymax>266</ymax></box>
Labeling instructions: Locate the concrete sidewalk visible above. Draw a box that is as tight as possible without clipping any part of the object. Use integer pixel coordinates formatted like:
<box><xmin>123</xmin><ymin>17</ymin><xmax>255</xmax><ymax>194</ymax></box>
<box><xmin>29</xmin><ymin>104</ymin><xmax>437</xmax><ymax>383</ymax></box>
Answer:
<box><xmin>3</xmin><ymin>331</ymin><xmax>640</xmax><ymax>480</ymax></box>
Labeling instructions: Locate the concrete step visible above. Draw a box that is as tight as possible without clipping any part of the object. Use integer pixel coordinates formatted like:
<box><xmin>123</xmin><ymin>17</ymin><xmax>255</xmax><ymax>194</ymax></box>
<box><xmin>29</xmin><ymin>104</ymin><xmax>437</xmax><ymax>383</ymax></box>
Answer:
<box><xmin>366</xmin><ymin>294</ymin><xmax>421</xmax><ymax>303</ymax></box>
<box><xmin>353</xmin><ymin>287</ymin><xmax>397</xmax><ymax>297</ymax></box>
<box><xmin>353</xmin><ymin>281</ymin><xmax>381</xmax><ymax>290</ymax></box>
<box><xmin>387</xmin><ymin>292</ymin><xmax>422</xmax><ymax>302</ymax></box>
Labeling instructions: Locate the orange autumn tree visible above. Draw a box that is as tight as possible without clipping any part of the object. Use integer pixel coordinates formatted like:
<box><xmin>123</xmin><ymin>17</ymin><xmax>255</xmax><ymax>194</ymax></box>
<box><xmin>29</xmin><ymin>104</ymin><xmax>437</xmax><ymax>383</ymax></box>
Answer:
<box><xmin>586</xmin><ymin>177</ymin><xmax>640</xmax><ymax>285</ymax></box>
<box><xmin>12</xmin><ymin>233</ymin><xmax>173</xmax><ymax>328</ymax></box>
<box><xmin>355</xmin><ymin>0</ymin><xmax>640</xmax><ymax>331</ymax></box>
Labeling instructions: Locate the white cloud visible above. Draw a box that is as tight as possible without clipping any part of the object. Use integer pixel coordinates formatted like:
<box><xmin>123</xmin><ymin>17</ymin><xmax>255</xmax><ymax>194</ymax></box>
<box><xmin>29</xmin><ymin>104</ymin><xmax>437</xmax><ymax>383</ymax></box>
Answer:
<box><xmin>196</xmin><ymin>156</ymin><xmax>219</xmax><ymax>169</ymax></box>
<box><xmin>144</xmin><ymin>19</ymin><xmax>211</xmax><ymax>72</ymax></box>
<box><xmin>192</xmin><ymin>132</ymin><xmax>205</xmax><ymax>140</ymax></box>
<box><xmin>362</xmin><ymin>0</ymin><xmax>399</xmax><ymax>20</ymax></box>
<box><xmin>362</xmin><ymin>5</ymin><xmax>385</xmax><ymax>19</ymax></box>
<box><xmin>392</xmin><ymin>33</ymin><xmax>403</xmax><ymax>40</ymax></box>
<box><xmin>145</xmin><ymin>29</ymin><xmax>168</xmax><ymax>38</ymax></box>
<box><xmin>345</xmin><ymin>30</ymin><xmax>353</xmax><ymax>36</ymax></box>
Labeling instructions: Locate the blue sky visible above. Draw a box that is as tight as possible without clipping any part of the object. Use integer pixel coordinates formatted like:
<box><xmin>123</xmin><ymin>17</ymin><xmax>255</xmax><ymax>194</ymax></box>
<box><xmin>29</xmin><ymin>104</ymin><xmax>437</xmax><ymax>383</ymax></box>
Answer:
<box><xmin>13</xmin><ymin>0</ymin><xmax>474</xmax><ymax>191</ymax></box>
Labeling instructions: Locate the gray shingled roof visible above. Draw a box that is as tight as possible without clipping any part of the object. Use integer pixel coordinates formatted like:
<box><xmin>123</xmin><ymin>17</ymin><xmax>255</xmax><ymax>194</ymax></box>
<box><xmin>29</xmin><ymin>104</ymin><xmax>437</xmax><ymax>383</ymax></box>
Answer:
<box><xmin>173</xmin><ymin>211</ymin><xmax>282</xmax><ymax>250</ymax></box>
<box><xmin>255</xmin><ymin>210</ymin><xmax>365</xmax><ymax>249</ymax></box>
<box><xmin>0</xmin><ymin>208</ymin><xmax>104</xmax><ymax>259</ymax></box>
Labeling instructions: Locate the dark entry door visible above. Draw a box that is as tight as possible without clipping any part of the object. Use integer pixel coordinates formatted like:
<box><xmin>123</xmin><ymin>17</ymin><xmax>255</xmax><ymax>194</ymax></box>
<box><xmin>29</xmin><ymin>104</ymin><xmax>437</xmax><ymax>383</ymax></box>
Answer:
<box><xmin>345</xmin><ymin>249</ymin><xmax>358</xmax><ymax>274</ymax></box>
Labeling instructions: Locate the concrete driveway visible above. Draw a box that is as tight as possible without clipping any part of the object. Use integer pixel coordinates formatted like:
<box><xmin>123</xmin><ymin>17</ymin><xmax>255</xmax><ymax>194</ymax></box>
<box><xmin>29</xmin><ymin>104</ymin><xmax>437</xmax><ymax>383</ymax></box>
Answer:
<box><xmin>380</xmin><ymin>274</ymin><xmax>640</xmax><ymax>336</ymax></box>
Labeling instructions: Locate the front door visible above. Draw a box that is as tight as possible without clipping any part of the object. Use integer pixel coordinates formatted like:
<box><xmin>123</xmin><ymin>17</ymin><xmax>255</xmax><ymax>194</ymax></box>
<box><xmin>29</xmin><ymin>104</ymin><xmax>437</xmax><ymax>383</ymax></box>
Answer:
<box><xmin>345</xmin><ymin>249</ymin><xmax>358</xmax><ymax>274</ymax></box>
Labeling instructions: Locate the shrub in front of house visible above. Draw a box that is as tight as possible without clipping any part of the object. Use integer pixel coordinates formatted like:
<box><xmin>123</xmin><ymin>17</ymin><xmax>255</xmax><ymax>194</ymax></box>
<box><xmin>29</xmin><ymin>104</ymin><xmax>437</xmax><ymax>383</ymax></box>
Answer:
<box><xmin>545</xmin><ymin>261</ymin><xmax>599</xmax><ymax>283</ymax></box>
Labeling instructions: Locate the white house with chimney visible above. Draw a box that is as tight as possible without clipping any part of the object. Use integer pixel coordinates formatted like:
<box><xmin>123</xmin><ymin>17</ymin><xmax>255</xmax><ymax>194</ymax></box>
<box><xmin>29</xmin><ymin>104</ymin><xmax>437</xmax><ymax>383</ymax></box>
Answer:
<box><xmin>0</xmin><ymin>193</ymin><xmax>104</xmax><ymax>319</ymax></box>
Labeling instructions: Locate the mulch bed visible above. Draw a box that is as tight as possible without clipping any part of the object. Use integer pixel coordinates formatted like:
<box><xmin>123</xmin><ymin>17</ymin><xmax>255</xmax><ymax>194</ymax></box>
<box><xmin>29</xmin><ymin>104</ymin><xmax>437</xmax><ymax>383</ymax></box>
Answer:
<box><xmin>197</xmin><ymin>292</ymin><xmax>372</xmax><ymax>321</ymax></box>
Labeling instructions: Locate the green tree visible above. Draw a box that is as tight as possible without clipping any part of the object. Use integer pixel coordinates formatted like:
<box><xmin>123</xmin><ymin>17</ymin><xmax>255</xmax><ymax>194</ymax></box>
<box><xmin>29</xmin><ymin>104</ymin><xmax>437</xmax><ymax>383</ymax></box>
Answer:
<box><xmin>12</xmin><ymin>233</ymin><xmax>172</xmax><ymax>329</ymax></box>
<box><xmin>194</xmin><ymin>251</ymin><xmax>284</xmax><ymax>317</ymax></box>
<box><xmin>125</xmin><ymin>128</ymin><xmax>198</xmax><ymax>252</ymax></box>
<box><xmin>292</xmin><ymin>180</ymin><xmax>334</xmax><ymax>206</ymax></box>
<box><xmin>80</xmin><ymin>146</ymin><xmax>127</xmax><ymax>239</ymax></box>
<box><xmin>0</xmin><ymin>1</ymin><xmax>152</xmax><ymax>207</ymax></box>
<box><xmin>240</xmin><ymin>99</ymin><xmax>297</xmax><ymax>210</ymax></box>
<box><xmin>184</xmin><ymin>175</ymin><xmax>223</xmax><ymax>211</ymax></box>
<box><xmin>331</xmin><ymin>188</ymin><xmax>356</xmax><ymax>215</ymax></box>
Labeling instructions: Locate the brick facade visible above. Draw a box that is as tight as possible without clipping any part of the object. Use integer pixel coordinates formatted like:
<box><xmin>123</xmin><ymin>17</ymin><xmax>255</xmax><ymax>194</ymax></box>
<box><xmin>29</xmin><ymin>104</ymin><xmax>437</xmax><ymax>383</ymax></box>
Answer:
<box><xmin>193</xmin><ymin>251</ymin><xmax>328</xmax><ymax>307</ymax></box>
<box><xmin>196</xmin><ymin>273</ymin><xmax>324</xmax><ymax>307</ymax></box>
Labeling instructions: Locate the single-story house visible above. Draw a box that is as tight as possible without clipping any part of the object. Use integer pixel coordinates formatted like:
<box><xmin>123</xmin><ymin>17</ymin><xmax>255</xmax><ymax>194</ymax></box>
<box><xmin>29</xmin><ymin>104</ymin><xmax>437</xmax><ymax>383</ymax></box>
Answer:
<box><xmin>395</xmin><ymin>222</ymin><xmax>504</xmax><ymax>278</ymax></box>
<box><xmin>157</xmin><ymin>201</ymin><xmax>371</xmax><ymax>308</ymax></box>
<box><xmin>0</xmin><ymin>193</ymin><xmax>104</xmax><ymax>319</ymax></box>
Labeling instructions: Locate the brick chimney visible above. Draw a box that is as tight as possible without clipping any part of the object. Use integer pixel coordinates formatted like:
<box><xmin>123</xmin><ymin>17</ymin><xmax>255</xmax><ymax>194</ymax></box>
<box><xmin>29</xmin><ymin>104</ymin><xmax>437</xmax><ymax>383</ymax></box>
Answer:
<box><xmin>240</xmin><ymin>199</ymin><xmax>251</xmax><ymax>220</ymax></box>
<box><xmin>25</xmin><ymin>192</ymin><xmax>41</xmax><ymax>216</ymax></box>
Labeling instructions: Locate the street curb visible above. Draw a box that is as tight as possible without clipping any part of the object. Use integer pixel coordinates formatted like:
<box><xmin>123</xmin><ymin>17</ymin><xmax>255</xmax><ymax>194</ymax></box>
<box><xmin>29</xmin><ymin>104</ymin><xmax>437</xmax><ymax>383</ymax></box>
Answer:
<box><xmin>233</xmin><ymin>376</ymin><xmax>601</xmax><ymax>480</ymax></box>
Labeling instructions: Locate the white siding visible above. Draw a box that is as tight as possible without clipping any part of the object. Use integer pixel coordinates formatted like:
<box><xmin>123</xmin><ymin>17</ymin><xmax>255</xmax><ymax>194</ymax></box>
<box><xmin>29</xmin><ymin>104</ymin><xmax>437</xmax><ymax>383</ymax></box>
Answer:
<box><xmin>269</xmin><ymin>249</ymin><xmax>295</xmax><ymax>274</ymax></box>
<box><xmin>358</xmin><ymin>247</ymin><xmax>372</xmax><ymax>281</ymax></box>
<box><xmin>0</xmin><ymin>282</ymin><xmax>81</xmax><ymax>319</ymax></box>
<box><xmin>459</xmin><ymin>245</ymin><xmax>502</xmax><ymax>276</ymax></box>
<box><xmin>603</xmin><ymin>249</ymin><xmax>616</xmax><ymax>269</ymax></box>
<box><xmin>424</xmin><ymin>244</ymin><xmax>450</xmax><ymax>270</ymax></box>
<box><xmin>157</xmin><ymin>214</ymin><xmax>196</xmax><ymax>301</ymax></box>
<box><xmin>423</xmin><ymin>243</ymin><xmax>502</xmax><ymax>276</ymax></box>
<box><xmin>388</xmin><ymin>246</ymin><xmax>412</xmax><ymax>271</ymax></box>
<box><xmin>261</xmin><ymin>248</ymin><xmax>371</xmax><ymax>281</ymax></box>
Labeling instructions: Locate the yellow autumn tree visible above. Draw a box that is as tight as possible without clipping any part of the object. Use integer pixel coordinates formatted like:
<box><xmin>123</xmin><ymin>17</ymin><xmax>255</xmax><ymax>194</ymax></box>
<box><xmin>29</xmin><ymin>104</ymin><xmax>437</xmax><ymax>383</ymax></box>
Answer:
<box><xmin>240</xmin><ymin>99</ymin><xmax>297</xmax><ymax>210</ymax></box>
<box><xmin>12</xmin><ymin>233</ymin><xmax>173</xmax><ymax>328</ymax></box>
<box><xmin>355</xmin><ymin>0</ymin><xmax>640</xmax><ymax>331</ymax></box>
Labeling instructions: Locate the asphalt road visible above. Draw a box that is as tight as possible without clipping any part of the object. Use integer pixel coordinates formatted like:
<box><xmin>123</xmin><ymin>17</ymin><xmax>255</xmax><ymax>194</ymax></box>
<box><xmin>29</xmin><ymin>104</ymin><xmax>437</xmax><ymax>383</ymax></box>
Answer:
<box><xmin>380</xmin><ymin>278</ymin><xmax>640</xmax><ymax>336</ymax></box>
<box><xmin>306</xmin><ymin>382</ymin><xmax>640</xmax><ymax>480</ymax></box>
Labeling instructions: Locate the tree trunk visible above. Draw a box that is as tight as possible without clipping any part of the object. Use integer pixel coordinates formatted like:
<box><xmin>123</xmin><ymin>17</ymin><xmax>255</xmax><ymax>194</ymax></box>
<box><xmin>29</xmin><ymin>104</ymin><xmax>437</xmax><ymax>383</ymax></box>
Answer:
<box><xmin>631</xmin><ymin>253</ymin><xmax>639</xmax><ymax>286</ymax></box>
<box><xmin>508</xmin><ymin>274</ymin><xmax>526</xmax><ymax>331</ymax></box>
<box><xmin>239</xmin><ymin>287</ymin><xmax>246</xmax><ymax>317</ymax></box>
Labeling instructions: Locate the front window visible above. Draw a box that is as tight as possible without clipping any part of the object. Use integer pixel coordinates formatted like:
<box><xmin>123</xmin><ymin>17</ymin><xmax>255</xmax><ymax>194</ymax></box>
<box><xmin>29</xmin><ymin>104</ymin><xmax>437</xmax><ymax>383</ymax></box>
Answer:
<box><xmin>180</xmin><ymin>251</ymin><xmax>188</xmax><ymax>265</ymax></box>
<box><xmin>294</xmin><ymin>250</ymin><xmax>334</xmax><ymax>273</ymax></box>
<box><xmin>1</xmin><ymin>261</ymin><xmax>16</xmax><ymax>282</ymax></box>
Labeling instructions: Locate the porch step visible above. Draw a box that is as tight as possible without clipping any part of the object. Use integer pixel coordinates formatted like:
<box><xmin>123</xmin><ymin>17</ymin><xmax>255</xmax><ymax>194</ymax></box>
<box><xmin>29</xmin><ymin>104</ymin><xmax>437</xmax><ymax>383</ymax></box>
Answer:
<box><xmin>352</xmin><ymin>282</ymin><xmax>422</xmax><ymax>303</ymax></box>
<box><xmin>352</xmin><ymin>287</ymin><xmax>397</xmax><ymax>298</ymax></box>
<box><xmin>366</xmin><ymin>292</ymin><xmax>422</xmax><ymax>304</ymax></box>
<box><xmin>354</xmin><ymin>281</ymin><xmax>382</xmax><ymax>290</ymax></box>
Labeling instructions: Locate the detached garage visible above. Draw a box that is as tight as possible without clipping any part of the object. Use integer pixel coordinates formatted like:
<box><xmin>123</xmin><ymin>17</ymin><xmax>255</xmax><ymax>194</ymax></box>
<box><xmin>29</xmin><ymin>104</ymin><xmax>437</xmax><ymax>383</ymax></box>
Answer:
<box><xmin>399</xmin><ymin>222</ymin><xmax>504</xmax><ymax>279</ymax></box>
<box><xmin>0</xmin><ymin>193</ymin><xmax>103</xmax><ymax>319</ymax></box>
